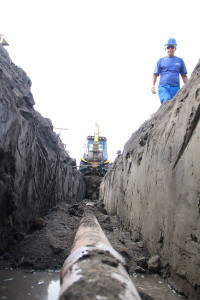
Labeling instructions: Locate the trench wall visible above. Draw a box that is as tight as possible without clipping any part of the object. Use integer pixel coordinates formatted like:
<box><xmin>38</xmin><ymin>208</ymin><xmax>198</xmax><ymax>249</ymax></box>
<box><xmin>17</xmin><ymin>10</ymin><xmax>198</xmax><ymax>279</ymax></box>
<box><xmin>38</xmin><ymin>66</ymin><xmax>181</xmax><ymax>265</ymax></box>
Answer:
<box><xmin>100</xmin><ymin>61</ymin><xmax>200</xmax><ymax>298</ymax></box>
<box><xmin>0</xmin><ymin>45</ymin><xmax>85</xmax><ymax>251</ymax></box>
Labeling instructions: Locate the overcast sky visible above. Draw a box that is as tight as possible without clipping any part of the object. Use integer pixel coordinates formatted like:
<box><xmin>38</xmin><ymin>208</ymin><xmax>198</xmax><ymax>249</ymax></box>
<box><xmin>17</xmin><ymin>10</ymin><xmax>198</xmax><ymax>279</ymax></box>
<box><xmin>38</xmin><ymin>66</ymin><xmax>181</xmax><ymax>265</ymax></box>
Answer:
<box><xmin>1</xmin><ymin>0</ymin><xmax>199</xmax><ymax>162</ymax></box>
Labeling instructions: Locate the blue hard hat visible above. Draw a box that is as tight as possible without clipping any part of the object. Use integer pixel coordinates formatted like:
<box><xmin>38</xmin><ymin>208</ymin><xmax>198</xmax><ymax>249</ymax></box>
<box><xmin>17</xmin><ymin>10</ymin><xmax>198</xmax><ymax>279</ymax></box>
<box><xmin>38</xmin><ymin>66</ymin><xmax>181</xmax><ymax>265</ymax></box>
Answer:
<box><xmin>164</xmin><ymin>38</ymin><xmax>177</xmax><ymax>46</ymax></box>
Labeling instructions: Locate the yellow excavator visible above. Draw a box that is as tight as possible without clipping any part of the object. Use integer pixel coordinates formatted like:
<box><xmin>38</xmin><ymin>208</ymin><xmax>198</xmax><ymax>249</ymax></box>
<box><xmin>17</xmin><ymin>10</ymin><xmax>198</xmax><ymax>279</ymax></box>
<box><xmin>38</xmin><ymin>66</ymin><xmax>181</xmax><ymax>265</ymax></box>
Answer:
<box><xmin>79</xmin><ymin>124</ymin><xmax>110</xmax><ymax>176</ymax></box>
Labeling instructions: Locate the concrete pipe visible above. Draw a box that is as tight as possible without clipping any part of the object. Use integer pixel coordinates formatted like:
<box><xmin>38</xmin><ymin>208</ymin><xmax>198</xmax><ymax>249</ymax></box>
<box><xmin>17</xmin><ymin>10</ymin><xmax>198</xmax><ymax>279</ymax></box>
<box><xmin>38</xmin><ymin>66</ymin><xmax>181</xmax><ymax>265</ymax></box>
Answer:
<box><xmin>59</xmin><ymin>212</ymin><xmax>141</xmax><ymax>300</ymax></box>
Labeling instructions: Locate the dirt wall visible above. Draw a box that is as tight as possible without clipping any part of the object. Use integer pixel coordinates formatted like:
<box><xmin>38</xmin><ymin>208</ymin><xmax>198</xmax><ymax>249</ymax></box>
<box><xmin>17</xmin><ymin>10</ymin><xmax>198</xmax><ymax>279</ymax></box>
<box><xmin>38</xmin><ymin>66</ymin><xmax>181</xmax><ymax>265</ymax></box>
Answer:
<box><xmin>100</xmin><ymin>61</ymin><xmax>200</xmax><ymax>299</ymax></box>
<box><xmin>0</xmin><ymin>45</ymin><xmax>85</xmax><ymax>252</ymax></box>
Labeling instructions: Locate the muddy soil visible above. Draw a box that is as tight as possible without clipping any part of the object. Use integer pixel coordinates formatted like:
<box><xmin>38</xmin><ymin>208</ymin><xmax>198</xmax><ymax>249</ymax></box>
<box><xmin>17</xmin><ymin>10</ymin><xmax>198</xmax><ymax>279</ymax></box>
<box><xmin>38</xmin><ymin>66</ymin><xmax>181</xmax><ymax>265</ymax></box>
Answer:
<box><xmin>0</xmin><ymin>176</ymin><xmax>152</xmax><ymax>299</ymax></box>
<box><xmin>0</xmin><ymin>199</ymin><xmax>149</xmax><ymax>272</ymax></box>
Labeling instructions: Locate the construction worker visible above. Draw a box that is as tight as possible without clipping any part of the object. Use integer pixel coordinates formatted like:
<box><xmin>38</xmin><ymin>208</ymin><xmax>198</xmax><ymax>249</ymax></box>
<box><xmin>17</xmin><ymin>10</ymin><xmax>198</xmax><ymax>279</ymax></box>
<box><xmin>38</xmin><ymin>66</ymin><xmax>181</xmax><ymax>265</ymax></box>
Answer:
<box><xmin>151</xmin><ymin>38</ymin><xmax>188</xmax><ymax>103</ymax></box>
<box><xmin>116</xmin><ymin>150</ymin><xmax>121</xmax><ymax>157</ymax></box>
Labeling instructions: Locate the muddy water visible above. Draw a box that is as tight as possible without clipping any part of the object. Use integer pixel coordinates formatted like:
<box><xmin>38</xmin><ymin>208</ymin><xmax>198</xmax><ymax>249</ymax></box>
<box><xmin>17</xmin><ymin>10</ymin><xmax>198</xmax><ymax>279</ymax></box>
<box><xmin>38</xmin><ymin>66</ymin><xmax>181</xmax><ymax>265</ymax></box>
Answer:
<box><xmin>132</xmin><ymin>273</ymin><xmax>186</xmax><ymax>300</ymax></box>
<box><xmin>0</xmin><ymin>269</ymin><xmax>60</xmax><ymax>300</ymax></box>
<box><xmin>0</xmin><ymin>269</ymin><xmax>186</xmax><ymax>300</ymax></box>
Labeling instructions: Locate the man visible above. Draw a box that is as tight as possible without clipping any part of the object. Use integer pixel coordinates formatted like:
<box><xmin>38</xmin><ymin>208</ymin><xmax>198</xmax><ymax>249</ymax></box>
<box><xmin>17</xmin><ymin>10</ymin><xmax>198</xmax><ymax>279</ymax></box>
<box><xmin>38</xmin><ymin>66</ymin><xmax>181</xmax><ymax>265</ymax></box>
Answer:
<box><xmin>151</xmin><ymin>38</ymin><xmax>188</xmax><ymax>103</ymax></box>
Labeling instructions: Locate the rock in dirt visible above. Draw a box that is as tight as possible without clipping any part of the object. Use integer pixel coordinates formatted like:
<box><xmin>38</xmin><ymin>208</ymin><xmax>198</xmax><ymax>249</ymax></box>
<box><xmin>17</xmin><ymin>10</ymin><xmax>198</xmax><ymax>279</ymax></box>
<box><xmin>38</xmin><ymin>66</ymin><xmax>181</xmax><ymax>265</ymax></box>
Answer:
<box><xmin>147</xmin><ymin>255</ymin><xmax>160</xmax><ymax>272</ymax></box>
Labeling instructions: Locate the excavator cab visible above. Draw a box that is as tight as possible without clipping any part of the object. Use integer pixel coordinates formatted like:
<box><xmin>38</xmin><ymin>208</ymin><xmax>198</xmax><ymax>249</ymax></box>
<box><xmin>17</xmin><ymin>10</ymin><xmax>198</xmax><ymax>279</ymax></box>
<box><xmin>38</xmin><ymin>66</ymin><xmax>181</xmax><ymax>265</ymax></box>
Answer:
<box><xmin>79</xmin><ymin>125</ymin><xmax>110</xmax><ymax>176</ymax></box>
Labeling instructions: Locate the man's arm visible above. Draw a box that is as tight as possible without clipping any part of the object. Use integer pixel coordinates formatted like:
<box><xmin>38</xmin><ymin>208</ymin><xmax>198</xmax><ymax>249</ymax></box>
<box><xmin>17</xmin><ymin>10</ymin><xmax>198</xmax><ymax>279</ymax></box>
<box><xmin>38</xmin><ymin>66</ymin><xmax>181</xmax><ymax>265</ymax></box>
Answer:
<box><xmin>151</xmin><ymin>74</ymin><xmax>158</xmax><ymax>94</ymax></box>
<box><xmin>181</xmin><ymin>74</ymin><xmax>188</xmax><ymax>84</ymax></box>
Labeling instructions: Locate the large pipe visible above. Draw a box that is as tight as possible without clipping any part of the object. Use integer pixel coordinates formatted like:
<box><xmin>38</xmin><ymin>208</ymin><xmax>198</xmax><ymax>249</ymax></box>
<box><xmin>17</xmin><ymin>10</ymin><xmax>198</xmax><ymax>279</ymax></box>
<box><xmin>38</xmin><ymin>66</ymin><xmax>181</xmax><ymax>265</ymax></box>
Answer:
<box><xmin>59</xmin><ymin>212</ymin><xmax>141</xmax><ymax>300</ymax></box>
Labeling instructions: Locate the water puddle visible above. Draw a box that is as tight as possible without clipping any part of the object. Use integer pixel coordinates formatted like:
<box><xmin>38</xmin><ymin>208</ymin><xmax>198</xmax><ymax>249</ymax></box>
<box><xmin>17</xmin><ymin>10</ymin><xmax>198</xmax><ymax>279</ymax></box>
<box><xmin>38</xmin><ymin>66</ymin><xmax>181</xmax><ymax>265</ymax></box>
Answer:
<box><xmin>0</xmin><ymin>269</ymin><xmax>60</xmax><ymax>300</ymax></box>
<box><xmin>132</xmin><ymin>273</ymin><xmax>186</xmax><ymax>300</ymax></box>
<box><xmin>0</xmin><ymin>268</ymin><xmax>187</xmax><ymax>300</ymax></box>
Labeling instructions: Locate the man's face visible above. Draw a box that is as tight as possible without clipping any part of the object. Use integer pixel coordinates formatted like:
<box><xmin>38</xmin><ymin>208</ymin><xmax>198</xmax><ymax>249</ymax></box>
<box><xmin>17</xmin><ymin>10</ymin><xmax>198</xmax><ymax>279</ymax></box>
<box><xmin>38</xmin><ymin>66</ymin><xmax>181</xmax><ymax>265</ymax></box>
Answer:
<box><xmin>165</xmin><ymin>45</ymin><xmax>176</xmax><ymax>57</ymax></box>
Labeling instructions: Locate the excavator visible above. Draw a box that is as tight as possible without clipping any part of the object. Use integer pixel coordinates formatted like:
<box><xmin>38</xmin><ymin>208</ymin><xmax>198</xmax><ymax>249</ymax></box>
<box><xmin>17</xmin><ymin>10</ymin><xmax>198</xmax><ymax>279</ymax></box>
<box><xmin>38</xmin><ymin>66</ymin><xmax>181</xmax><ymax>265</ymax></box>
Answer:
<box><xmin>79</xmin><ymin>124</ymin><xmax>110</xmax><ymax>176</ymax></box>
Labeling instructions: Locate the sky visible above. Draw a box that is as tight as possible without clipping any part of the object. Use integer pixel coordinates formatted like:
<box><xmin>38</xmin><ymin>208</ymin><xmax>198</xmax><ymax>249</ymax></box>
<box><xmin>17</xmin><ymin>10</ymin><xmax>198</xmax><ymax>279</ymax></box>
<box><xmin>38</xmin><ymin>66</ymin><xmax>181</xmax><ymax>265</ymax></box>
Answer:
<box><xmin>1</xmin><ymin>0</ymin><xmax>200</xmax><ymax>163</ymax></box>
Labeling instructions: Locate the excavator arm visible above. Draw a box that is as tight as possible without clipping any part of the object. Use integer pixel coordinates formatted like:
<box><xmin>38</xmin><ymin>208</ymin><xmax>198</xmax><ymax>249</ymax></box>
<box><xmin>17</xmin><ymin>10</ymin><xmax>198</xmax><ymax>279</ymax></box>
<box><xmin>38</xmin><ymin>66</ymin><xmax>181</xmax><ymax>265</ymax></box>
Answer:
<box><xmin>93</xmin><ymin>123</ymin><xmax>99</xmax><ymax>151</ymax></box>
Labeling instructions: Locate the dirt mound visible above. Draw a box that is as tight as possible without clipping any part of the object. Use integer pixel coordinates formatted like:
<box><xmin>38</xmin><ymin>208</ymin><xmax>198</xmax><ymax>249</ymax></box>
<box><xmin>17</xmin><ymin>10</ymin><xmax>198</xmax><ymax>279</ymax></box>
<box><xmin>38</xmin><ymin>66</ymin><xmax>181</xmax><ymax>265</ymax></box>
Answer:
<box><xmin>100</xmin><ymin>61</ymin><xmax>200</xmax><ymax>300</ymax></box>
<box><xmin>0</xmin><ymin>199</ymin><xmax>149</xmax><ymax>273</ymax></box>
<box><xmin>0</xmin><ymin>168</ymin><xmax>152</xmax><ymax>299</ymax></box>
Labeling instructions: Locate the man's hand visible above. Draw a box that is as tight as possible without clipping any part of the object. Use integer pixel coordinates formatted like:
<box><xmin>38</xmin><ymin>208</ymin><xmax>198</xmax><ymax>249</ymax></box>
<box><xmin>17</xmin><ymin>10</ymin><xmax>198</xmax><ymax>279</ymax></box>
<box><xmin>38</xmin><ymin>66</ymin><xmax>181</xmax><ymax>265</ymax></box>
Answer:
<box><xmin>151</xmin><ymin>86</ymin><xmax>156</xmax><ymax>94</ymax></box>
<box><xmin>181</xmin><ymin>74</ymin><xmax>188</xmax><ymax>84</ymax></box>
<box><xmin>152</xmin><ymin>74</ymin><xmax>158</xmax><ymax>94</ymax></box>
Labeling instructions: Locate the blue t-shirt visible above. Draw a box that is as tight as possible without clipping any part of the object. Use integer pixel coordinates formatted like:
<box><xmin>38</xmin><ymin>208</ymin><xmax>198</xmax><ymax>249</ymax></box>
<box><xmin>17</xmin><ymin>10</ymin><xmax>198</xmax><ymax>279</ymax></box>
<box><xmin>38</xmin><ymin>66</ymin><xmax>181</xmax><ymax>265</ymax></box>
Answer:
<box><xmin>154</xmin><ymin>56</ymin><xmax>187</xmax><ymax>87</ymax></box>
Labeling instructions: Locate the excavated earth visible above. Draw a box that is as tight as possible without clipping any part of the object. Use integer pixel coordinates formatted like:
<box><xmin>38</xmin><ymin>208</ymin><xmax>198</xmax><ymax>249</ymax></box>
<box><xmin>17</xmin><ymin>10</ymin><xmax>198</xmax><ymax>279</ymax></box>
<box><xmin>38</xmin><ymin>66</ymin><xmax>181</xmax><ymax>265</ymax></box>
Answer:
<box><xmin>100</xmin><ymin>61</ymin><xmax>200</xmax><ymax>300</ymax></box>
<box><xmin>0</xmin><ymin>176</ymin><xmax>153</xmax><ymax>300</ymax></box>
<box><xmin>0</xmin><ymin>43</ymin><xmax>85</xmax><ymax>253</ymax></box>
<box><xmin>0</xmin><ymin>44</ymin><xmax>152</xmax><ymax>299</ymax></box>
